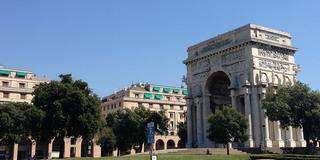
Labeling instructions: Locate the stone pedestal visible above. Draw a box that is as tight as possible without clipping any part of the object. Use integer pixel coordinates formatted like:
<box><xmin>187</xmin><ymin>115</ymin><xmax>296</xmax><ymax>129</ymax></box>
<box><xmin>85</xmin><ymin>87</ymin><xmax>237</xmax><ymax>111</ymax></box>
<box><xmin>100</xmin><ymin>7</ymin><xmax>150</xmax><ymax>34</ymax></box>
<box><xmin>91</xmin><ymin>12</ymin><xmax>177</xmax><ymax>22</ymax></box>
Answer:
<box><xmin>112</xmin><ymin>148</ymin><xmax>118</xmax><ymax>157</ymax></box>
<box><xmin>273</xmin><ymin>121</ymin><xmax>285</xmax><ymax>147</ymax></box>
<box><xmin>92</xmin><ymin>143</ymin><xmax>101</xmax><ymax>157</ymax></box>
<box><xmin>48</xmin><ymin>139</ymin><xmax>53</xmax><ymax>159</ymax></box>
<box><xmin>296</xmin><ymin>128</ymin><xmax>306</xmax><ymax>147</ymax></box>
<box><xmin>75</xmin><ymin>138</ymin><xmax>82</xmax><ymax>157</ymax></box>
<box><xmin>285</xmin><ymin>126</ymin><xmax>296</xmax><ymax>147</ymax></box>
<box><xmin>63</xmin><ymin>138</ymin><xmax>71</xmax><ymax>158</ymax></box>
<box><xmin>12</xmin><ymin>143</ymin><xmax>18</xmax><ymax>160</ymax></box>
<box><xmin>31</xmin><ymin>141</ymin><xmax>36</xmax><ymax>157</ymax></box>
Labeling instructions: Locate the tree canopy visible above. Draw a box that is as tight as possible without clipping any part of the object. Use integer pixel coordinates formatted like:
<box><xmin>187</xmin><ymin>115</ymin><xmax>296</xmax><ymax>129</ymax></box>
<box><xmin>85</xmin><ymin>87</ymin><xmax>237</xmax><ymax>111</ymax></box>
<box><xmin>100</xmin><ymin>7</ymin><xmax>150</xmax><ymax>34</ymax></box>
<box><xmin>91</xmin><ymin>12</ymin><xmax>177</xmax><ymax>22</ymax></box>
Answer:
<box><xmin>0</xmin><ymin>102</ymin><xmax>44</xmax><ymax>158</ymax></box>
<box><xmin>32</xmin><ymin>74</ymin><xmax>103</xmax><ymax>157</ymax></box>
<box><xmin>207</xmin><ymin>106</ymin><xmax>248</xmax><ymax>155</ymax></box>
<box><xmin>106</xmin><ymin>106</ymin><xmax>169</xmax><ymax>153</ymax></box>
<box><xmin>262</xmin><ymin>82</ymin><xmax>320</xmax><ymax>152</ymax></box>
<box><xmin>177</xmin><ymin>122</ymin><xmax>187</xmax><ymax>148</ymax></box>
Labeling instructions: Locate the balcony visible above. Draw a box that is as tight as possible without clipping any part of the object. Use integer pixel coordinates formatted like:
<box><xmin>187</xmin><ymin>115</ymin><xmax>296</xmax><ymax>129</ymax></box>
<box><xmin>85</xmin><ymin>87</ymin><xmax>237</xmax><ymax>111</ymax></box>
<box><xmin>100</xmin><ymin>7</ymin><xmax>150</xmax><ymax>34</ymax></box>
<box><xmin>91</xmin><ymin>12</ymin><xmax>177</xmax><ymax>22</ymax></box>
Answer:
<box><xmin>0</xmin><ymin>86</ymin><xmax>33</xmax><ymax>93</ymax></box>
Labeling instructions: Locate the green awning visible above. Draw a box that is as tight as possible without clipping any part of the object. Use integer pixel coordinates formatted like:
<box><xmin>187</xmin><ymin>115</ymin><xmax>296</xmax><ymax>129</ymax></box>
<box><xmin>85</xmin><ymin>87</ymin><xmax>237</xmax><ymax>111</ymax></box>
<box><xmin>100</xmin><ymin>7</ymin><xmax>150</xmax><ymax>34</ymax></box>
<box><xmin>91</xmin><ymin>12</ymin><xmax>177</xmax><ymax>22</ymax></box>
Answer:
<box><xmin>144</xmin><ymin>93</ymin><xmax>153</xmax><ymax>99</ymax></box>
<box><xmin>153</xmin><ymin>86</ymin><xmax>160</xmax><ymax>92</ymax></box>
<box><xmin>154</xmin><ymin>94</ymin><xmax>164</xmax><ymax>100</ymax></box>
<box><xmin>0</xmin><ymin>70</ymin><xmax>11</xmax><ymax>76</ymax></box>
<box><xmin>16</xmin><ymin>72</ymin><xmax>27</xmax><ymax>77</ymax></box>
<box><xmin>163</xmin><ymin>87</ymin><xmax>172</xmax><ymax>93</ymax></box>
<box><xmin>173</xmin><ymin>89</ymin><xmax>180</xmax><ymax>94</ymax></box>
<box><xmin>182</xmin><ymin>89</ymin><xmax>188</xmax><ymax>95</ymax></box>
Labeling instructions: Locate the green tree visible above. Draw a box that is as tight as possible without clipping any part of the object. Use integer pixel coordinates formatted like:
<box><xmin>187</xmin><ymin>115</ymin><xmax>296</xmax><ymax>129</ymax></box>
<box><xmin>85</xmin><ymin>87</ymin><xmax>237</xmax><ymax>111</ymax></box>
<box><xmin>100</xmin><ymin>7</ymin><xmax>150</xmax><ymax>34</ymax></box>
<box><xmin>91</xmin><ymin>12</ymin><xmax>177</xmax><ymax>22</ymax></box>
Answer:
<box><xmin>207</xmin><ymin>106</ymin><xmax>248</xmax><ymax>155</ymax></box>
<box><xmin>96</xmin><ymin>127</ymin><xmax>116</xmax><ymax>156</ymax></box>
<box><xmin>262</xmin><ymin>82</ymin><xmax>320</xmax><ymax>153</ymax></box>
<box><xmin>32</xmin><ymin>74</ymin><xmax>103</xmax><ymax>157</ymax></box>
<box><xmin>106</xmin><ymin>107</ymin><xmax>169</xmax><ymax>154</ymax></box>
<box><xmin>106</xmin><ymin>109</ymin><xmax>141</xmax><ymax>154</ymax></box>
<box><xmin>133</xmin><ymin>106</ymin><xmax>169</xmax><ymax>151</ymax></box>
<box><xmin>0</xmin><ymin>102</ymin><xmax>43</xmax><ymax>157</ymax></box>
<box><xmin>177</xmin><ymin>122</ymin><xmax>187</xmax><ymax>148</ymax></box>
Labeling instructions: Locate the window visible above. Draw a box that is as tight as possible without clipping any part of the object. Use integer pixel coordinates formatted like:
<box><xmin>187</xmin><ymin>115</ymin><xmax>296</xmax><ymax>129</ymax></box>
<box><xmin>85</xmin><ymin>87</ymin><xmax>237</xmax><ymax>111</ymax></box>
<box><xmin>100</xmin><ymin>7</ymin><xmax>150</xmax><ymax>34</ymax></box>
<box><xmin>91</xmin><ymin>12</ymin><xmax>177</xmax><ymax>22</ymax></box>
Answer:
<box><xmin>180</xmin><ymin>106</ymin><xmax>184</xmax><ymax>110</ymax></box>
<box><xmin>71</xmin><ymin>137</ymin><xmax>77</xmax><ymax>145</ymax></box>
<box><xmin>2</xmin><ymin>81</ymin><xmax>9</xmax><ymax>87</ymax></box>
<box><xmin>170</xmin><ymin>105</ymin><xmax>174</xmax><ymax>110</ymax></box>
<box><xmin>170</xmin><ymin>132</ymin><xmax>174</xmax><ymax>136</ymax></box>
<box><xmin>19</xmin><ymin>83</ymin><xmax>26</xmax><ymax>88</ymax></box>
<box><xmin>170</xmin><ymin>121</ymin><xmax>174</xmax><ymax>129</ymax></box>
<box><xmin>169</xmin><ymin>112</ymin><xmax>174</xmax><ymax>118</ymax></box>
<box><xmin>180</xmin><ymin>113</ymin><xmax>185</xmax><ymax>119</ymax></box>
<box><xmin>20</xmin><ymin>94</ymin><xmax>26</xmax><ymax>99</ymax></box>
<box><xmin>3</xmin><ymin>92</ymin><xmax>9</xmax><ymax>98</ymax></box>
<box><xmin>135</xmin><ymin>93</ymin><xmax>139</xmax><ymax>98</ymax></box>
<box><xmin>160</xmin><ymin>104</ymin><xmax>164</xmax><ymax>110</ymax></box>
<box><xmin>138</xmin><ymin>102</ymin><xmax>143</xmax><ymax>107</ymax></box>
<box><xmin>149</xmin><ymin>103</ymin><xmax>153</xmax><ymax>108</ymax></box>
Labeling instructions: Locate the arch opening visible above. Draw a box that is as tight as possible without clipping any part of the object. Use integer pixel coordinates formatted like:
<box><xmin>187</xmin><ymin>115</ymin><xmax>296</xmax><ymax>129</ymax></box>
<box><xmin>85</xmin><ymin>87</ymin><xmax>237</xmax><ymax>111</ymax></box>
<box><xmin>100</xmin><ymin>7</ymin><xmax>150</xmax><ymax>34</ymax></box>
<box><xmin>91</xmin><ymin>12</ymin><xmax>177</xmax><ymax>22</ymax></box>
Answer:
<box><xmin>18</xmin><ymin>137</ymin><xmax>32</xmax><ymax>160</ymax></box>
<box><xmin>206</xmin><ymin>71</ymin><xmax>231</xmax><ymax>112</ymax></box>
<box><xmin>155</xmin><ymin>140</ymin><xmax>164</xmax><ymax>150</ymax></box>
<box><xmin>166</xmin><ymin>140</ymin><xmax>175</xmax><ymax>149</ymax></box>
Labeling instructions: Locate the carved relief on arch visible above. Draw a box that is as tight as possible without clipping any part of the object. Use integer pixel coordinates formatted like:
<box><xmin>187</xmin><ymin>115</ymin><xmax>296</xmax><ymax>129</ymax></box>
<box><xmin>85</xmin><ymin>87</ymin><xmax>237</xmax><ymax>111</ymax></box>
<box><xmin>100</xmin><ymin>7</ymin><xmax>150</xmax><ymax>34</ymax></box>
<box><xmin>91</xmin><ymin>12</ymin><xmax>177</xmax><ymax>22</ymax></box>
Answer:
<box><xmin>273</xmin><ymin>74</ymin><xmax>281</xmax><ymax>86</ymax></box>
<box><xmin>283</xmin><ymin>76</ymin><xmax>292</xmax><ymax>86</ymax></box>
<box><xmin>260</xmin><ymin>72</ymin><xmax>269</xmax><ymax>84</ymax></box>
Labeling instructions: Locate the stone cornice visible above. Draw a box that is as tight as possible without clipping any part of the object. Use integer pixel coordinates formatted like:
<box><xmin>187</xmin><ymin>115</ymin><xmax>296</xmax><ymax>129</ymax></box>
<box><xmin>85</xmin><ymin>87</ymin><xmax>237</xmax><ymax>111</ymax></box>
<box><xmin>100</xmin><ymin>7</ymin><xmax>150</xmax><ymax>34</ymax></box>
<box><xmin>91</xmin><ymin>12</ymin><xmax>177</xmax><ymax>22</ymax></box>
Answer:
<box><xmin>183</xmin><ymin>40</ymin><xmax>297</xmax><ymax>65</ymax></box>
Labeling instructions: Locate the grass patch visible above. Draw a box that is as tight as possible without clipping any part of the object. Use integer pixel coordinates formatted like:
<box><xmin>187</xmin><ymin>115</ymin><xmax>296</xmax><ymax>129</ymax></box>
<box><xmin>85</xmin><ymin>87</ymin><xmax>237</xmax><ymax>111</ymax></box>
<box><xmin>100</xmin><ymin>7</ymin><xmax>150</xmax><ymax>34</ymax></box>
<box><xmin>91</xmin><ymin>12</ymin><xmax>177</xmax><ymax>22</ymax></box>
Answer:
<box><xmin>59</xmin><ymin>154</ymin><xmax>250</xmax><ymax>160</ymax></box>
<box><xmin>250</xmin><ymin>154</ymin><xmax>320</xmax><ymax>160</ymax></box>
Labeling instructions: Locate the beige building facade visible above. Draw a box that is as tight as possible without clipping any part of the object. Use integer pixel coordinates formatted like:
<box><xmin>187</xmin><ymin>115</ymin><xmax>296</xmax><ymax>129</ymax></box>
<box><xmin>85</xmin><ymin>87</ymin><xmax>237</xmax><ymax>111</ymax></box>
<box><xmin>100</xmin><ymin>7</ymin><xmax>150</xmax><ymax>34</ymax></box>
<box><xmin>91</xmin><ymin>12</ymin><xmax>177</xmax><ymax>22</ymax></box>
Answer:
<box><xmin>184</xmin><ymin>24</ymin><xmax>306</xmax><ymax>148</ymax></box>
<box><xmin>101</xmin><ymin>83</ymin><xmax>188</xmax><ymax>151</ymax></box>
<box><xmin>0</xmin><ymin>66</ymin><xmax>48</xmax><ymax>160</ymax></box>
<box><xmin>0</xmin><ymin>66</ymin><xmax>102</xmax><ymax>159</ymax></box>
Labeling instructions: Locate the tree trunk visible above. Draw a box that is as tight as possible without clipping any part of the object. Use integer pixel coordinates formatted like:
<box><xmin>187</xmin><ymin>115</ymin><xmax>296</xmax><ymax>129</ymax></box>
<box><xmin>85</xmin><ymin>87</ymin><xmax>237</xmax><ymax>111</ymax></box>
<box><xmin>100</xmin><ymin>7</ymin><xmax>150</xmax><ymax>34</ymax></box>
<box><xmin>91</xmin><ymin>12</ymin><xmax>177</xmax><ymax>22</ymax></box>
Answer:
<box><xmin>226</xmin><ymin>143</ymin><xmax>230</xmax><ymax>155</ymax></box>
<box><xmin>58</xmin><ymin>138</ymin><xmax>65</xmax><ymax>158</ymax></box>
<box><xmin>81</xmin><ymin>139</ymin><xmax>89</xmax><ymax>157</ymax></box>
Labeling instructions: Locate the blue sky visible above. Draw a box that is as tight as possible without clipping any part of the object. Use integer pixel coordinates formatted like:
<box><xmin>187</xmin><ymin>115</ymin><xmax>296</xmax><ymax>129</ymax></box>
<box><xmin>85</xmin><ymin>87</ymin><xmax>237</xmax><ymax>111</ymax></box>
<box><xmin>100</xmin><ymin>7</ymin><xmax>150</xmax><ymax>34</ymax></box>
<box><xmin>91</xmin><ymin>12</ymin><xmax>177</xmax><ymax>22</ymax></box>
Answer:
<box><xmin>1</xmin><ymin>0</ymin><xmax>319</xmax><ymax>96</ymax></box>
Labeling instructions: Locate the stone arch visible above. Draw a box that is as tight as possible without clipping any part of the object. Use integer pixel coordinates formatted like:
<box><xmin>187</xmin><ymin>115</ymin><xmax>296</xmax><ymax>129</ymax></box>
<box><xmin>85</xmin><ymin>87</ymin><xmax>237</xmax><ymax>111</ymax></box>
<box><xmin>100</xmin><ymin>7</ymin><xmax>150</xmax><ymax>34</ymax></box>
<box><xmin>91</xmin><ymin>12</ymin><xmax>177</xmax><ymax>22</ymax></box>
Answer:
<box><xmin>204</xmin><ymin>71</ymin><xmax>231</xmax><ymax>112</ymax></box>
<box><xmin>52</xmin><ymin>138</ymin><xmax>63</xmax><ymax>158</ymax></box>
<box><xmin>18</xmin><ymin>137</ymin><xmax>33</xmax><ymax>160</ymax></box>
<box><xmin>155</xmin><ymin>139</ymin><xmax>164</xmax><ymax>150</ymax></box>
<box><xmin>166</xmin><ymin>140</ymin><xmax>175</xmax><ymax>149</ymax></box>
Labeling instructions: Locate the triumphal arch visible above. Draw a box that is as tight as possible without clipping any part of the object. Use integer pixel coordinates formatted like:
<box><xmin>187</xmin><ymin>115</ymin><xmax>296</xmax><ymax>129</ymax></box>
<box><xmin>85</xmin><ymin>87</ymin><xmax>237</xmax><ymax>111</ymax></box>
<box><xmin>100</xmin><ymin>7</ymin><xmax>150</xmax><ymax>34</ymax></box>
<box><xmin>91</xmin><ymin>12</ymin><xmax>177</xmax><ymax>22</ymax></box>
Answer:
<box><xmin>184</xmin><ymin>24</ymin><xmax>306</xmax><ymax>148</ymax></box>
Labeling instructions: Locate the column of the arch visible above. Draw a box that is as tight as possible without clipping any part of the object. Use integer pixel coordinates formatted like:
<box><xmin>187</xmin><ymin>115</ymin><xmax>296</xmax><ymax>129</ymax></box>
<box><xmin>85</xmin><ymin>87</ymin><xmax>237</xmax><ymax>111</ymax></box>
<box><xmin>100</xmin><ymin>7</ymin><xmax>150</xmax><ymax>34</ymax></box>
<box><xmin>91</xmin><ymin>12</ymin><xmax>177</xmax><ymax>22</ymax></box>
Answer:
<box><xmin>259</xmin><ymin>87</ymin><xmax>272</xmax><ymax>148</ymax></box>
<box><xmin>186</xmin><ymin>99</ymin><xmax>193</xmax><ymax>148</ymax></box>
<box><xmin>273</xmin><ymin>121</ymin><xmax>285</xmax><ymax>147</ymax></box>
<box><xmin>296</xmin><ymin>128</ymin><xmax>306</xmax><ymax>147</ymax></box>
<box><xmin>251</xmin><ymin>87</ymin><xmax>262</xmax><ymax>147</ymax></box>
<box><xmin>195</xmin><ymin>97</ymin><xmax>203</xmax><ymax>147</ymax></box>
<box><xmin>202</xmin><ymin>94</ymin><xmax>211</xmax><ymax>147</ymax></box>
<box><xmin>263</xmin><ymin>116</ymin><xmax>273</xmax><ymax>147</ymax></box>
<box><xmin>244</xmin><ymin>87</ymin><xmax>254</xmax><ymax>147</ymax></box>
<box><xmin>285</xmin><ymin>126</ymin><xmax>296</xmax><ymax>147</ymax></box>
